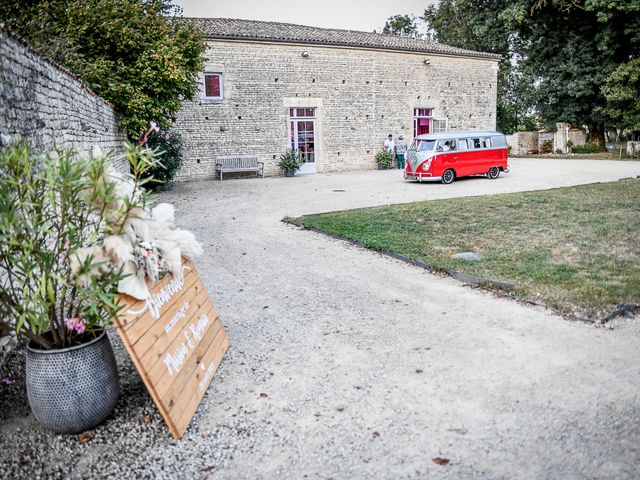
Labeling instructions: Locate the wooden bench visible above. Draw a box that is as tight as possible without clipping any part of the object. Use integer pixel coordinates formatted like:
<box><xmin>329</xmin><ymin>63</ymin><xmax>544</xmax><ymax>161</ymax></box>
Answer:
<box><xmin>215</xmin><ymin>155</ymin><xmax>264</xmax><ymax>180</ymax></box>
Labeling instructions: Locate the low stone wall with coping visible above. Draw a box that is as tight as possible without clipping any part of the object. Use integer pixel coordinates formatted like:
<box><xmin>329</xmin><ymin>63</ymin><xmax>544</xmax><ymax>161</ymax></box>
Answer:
<box><xmin>507</xmin><ymin>126</ymin><xmax>586</xmax><ymax>155</ymax></box>
<box><xmin>0</xmin><ymin>24</ymin><xmax>128</xmax><ymax>172</ymax></box>
<box><xmin>506</xmin><ymin>131</ymin><xmax>538</xmax><ymax>155</ymax></box>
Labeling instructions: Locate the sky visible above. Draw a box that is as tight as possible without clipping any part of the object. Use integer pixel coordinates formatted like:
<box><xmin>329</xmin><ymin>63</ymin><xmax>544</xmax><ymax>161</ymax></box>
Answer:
<box><xmin>172</xmin><ymin>0</ymin><xmax>437</xmax><ymax>33</ymax></box>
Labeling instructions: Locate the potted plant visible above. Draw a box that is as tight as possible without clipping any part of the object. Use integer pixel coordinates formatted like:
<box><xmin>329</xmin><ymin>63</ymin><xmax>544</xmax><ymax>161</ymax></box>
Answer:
<box><xmin>375</xmin><ymin>149</ymin><xmax>393</xmax><ymax>170</ymax></box>
<box><xmin>278</xmin><ymin>149</ymin><xmax>302</xmax><ymax>177</ymax></box>
<box><xmin>0</xmin><ymin>140</ymin><xmax>158</xmax><ymax>433</ymax></box>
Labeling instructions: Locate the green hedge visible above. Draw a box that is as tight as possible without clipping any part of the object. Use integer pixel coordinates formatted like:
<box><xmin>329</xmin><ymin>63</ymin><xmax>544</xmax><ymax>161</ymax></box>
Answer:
<box><xmin>571</xmin><ymin>144</ymin><xmax>601</xmax><ymax>154</ymax></box>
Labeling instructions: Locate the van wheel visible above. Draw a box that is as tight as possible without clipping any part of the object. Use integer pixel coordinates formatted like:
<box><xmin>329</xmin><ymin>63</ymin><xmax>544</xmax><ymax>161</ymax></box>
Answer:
<box><xmin>442</xmin><ymin>169</ymin><xmax>455</xmax><ymax>184</ymax></box>
<box><xmin>487</xmin><ymin>167</ymin><xmax>500</xmax><ymax>179</ymax></box>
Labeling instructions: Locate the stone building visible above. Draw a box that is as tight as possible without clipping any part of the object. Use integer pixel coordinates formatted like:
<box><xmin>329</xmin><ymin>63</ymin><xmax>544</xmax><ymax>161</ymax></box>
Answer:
<box><xmin>174</xmin><ymin>18</ymin><xmax>501</xmax><ymax>179</ymax></box>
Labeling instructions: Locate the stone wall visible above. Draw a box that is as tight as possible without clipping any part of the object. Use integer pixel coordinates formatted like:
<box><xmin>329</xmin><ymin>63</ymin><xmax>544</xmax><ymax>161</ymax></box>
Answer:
<box><xmin>568</xmin><ymin>129</ymin><xmax>587</xmax><ymax>150</ymax></box>
<box><xmin>174</xmin><ymin>40</ymin><xmax>499</xmax><ymax>179</ymax></box>
<box><xmin>0</xmin><ymin>25</ymin><xmax>128</xmax><ymax>172</ymax></box>
<box><xmin>506</xmin><ymin>131</ymin><xmax>538</xmax><ymax>155</ymax></box>
<box><xmin>555</xmin><ymin>122</ymin><xmax>587</xmax><ymax>153</ymax></box>
<box><xmin>538</xmin><ymin>132</ymin><xmax>555</xmax><ymax>153</ymax></box>
<box><xmin>628</xmin><ymin>141</ymin><xmax>640</xmax><ymax>157</ymax></box>
<box><xmin>507</xmin><ymin>127</ymin><xmax>586</xmax><ymax>155</ymax></box>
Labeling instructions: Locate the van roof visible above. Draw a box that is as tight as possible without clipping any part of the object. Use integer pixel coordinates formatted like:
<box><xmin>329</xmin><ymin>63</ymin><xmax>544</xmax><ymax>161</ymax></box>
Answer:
<box><xmin>415</xmin><ymin>131</ymin><xmax>504</xmax><ymax>140</ymax></box>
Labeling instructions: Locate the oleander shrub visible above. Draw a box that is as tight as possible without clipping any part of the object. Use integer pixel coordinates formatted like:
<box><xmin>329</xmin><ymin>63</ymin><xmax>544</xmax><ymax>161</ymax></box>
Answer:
<box><xmin>143</xmin><ymin>130</ymin><xmax>184</xmax><ymax>191</ymax></box>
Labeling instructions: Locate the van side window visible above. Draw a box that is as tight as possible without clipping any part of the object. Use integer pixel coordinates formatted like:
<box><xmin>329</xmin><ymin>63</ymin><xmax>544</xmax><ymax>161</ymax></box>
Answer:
<box><xmin>472</xmin><ymin>138</ymin><xmax>481</xmax><ymax>149</ymax></box>
<box><xmin>492</xmin><ymin>135</ymin><xmax>507</xmax><ymax>147</ymax></box>
<box><xmin>457</xmin><ymin>139</ymin><xmax>468</xmax><ymax>150</ymax></box>
<box><xmin>418</xmin><ymin>140</ymin><xmax>436</xmax><ymax>151</ymax></box>
<box><xmin>483</xmin><ymin>138</ymin><xmax>492</xmax><ymax>148</ymax></box>
<box><xmin>438</xmin><ymin>140</ymin><xmax>453</xmax><ymax>151</ymax></box>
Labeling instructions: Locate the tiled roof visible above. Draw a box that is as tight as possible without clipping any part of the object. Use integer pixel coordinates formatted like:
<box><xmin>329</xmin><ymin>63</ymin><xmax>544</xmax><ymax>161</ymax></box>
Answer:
<box><xmin>185</xmin><ymin>18</ymin><xmax>502</xmax><ymax>61</ymax></box>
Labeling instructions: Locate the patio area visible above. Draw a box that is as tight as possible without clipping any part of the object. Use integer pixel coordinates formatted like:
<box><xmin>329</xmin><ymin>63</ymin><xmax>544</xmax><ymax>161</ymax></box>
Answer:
<box><xmin>2</xmin><ymin>157</ymin><xmax>639</xmax><ymax>479</ymax></box>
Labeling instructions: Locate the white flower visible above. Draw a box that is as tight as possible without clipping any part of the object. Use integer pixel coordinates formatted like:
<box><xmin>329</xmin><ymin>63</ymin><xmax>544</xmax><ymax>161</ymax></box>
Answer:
<box><xmin>149</xmin><ymin>121</ymin><xmax>160</xmax><ymax>132</ymax></box>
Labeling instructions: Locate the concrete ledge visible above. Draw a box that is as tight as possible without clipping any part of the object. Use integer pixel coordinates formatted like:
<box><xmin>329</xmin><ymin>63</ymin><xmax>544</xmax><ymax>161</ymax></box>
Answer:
<box><xmin>450</xmin><ymin>271</ymin><xmax>516</xmax><ymax>290</ymax></box>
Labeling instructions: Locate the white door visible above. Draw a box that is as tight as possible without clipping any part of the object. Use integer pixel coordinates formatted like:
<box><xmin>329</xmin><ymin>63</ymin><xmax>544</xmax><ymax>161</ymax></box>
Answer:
<box><xmin>290</xmin><ymin>108</ymin><xmax>316</xmax><ymax>174</ymax></box>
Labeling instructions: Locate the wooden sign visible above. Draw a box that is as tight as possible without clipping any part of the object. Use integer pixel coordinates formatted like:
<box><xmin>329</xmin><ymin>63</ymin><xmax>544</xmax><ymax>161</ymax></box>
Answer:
<box><xmin>114</xmin><ymin>258</ymin><xmax>229</xmax><ymax>438</ymax></box>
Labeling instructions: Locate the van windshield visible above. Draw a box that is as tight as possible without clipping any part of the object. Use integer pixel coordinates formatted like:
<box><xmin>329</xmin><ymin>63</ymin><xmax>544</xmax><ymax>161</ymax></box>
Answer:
<box><xmin>416</xmin><ymin>140</ymin><xmax>436</xmax><ymax>152</ymax></box>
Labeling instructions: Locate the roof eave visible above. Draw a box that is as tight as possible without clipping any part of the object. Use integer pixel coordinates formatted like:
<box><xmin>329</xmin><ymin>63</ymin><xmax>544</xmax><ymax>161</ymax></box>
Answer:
<box><xmin>203</xmin><ymin>34</ymin><xmax>503</xmax><ymax>61</ymax></box>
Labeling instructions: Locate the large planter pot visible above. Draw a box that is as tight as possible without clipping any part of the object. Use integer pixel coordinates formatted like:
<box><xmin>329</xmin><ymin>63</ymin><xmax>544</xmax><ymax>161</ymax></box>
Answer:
<box><xmin>377</xmin><ymin>164</ymin><xmax>389</xmax><ymax>170</ymax></box>
<box><xmin>284</xmin><ymin>170</ymin><xmax>296</xmax><ymax>177</ymax></box>
<box><xmin>26</xmin><ymin>331</ymin><xmax>119</xmax><ymax>433</ymax></box>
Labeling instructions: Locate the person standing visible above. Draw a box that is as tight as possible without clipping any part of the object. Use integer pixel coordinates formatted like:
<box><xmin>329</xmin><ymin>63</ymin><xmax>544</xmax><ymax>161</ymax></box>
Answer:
<box><xmin>384</xmin><ymin>134</ymin><xmax>395</xmax><ymax>168</ymax></box>
<box><xmin>395</xmin><ymin>134</ymin><xmax>407</xmax><ymax>169</ymax></box>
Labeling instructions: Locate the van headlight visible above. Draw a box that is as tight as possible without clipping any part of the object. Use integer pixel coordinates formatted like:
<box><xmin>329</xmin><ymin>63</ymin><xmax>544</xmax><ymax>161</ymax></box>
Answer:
<box><xmin>422</xmin><ymin>162</ymin><xmax>431</xmax><ymax>171</ymax></box>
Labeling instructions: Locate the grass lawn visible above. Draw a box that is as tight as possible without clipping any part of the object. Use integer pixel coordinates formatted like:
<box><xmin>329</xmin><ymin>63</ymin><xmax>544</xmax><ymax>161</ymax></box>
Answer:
<box><xmin>291</xmin><ymin>180</ymin><xmax>640</xmax><ymax>320</ymax></box>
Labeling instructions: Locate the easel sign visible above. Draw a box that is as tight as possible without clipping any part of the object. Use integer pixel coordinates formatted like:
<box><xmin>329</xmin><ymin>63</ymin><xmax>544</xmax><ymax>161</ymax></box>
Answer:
<box><xmin>115</xmin><ymin>258</ymin><xmax>229</xmax><ymax>438</ymax></box>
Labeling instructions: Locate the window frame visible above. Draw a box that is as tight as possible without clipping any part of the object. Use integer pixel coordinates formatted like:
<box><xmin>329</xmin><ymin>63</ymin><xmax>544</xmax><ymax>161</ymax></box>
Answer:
<box><xmin>289</xmin><ymin>107</ymin><xmax>317</xmax><ymax>164</ymax></box>
<box><xmin>413</xmin><ymin>108</ymin><xmax>433</xmax><ymax>138</ymax></box>
<box><xmin>431</xmin><ymin>118</ymin><xmax>448</xmax><ymax>134</ymax></box>
<box><xmin>203</xmin><ymin>73</ymin><xmax>223</xmax><ymax>100</ymax></box>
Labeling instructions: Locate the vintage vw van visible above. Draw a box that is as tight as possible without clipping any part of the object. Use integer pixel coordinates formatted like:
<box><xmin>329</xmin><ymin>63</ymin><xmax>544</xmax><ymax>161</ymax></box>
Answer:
<box><xmin>405</xmin><ymin>131</ymin><xmax>509</xmax><ymax>184</ymax></box>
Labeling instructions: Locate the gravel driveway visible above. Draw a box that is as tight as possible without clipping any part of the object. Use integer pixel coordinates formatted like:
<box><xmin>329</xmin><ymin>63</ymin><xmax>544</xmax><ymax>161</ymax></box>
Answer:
<box><xmin>2</xmin><ymin>158</ymin><xmax>640</xmax><ymax>479</ymax></box>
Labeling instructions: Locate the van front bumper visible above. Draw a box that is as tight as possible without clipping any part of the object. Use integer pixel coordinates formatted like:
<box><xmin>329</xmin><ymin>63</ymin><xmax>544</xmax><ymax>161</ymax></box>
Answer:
<box><xmin>404</xmin><ymin>171</ymin><xmax>441</xmax><ymax>182</ymax></box>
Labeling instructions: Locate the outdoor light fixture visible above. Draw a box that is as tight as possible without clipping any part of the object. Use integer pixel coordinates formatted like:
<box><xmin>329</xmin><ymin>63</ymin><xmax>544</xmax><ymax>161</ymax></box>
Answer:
<box><xmin>302</xmin><ymin>51</ymin><xmax>310</xmax><ymax>58</ymax></box>
<box><xmin>423</xmin><ymin>59</ymin><xmax>431</xmax><ymax>66</ymax></box>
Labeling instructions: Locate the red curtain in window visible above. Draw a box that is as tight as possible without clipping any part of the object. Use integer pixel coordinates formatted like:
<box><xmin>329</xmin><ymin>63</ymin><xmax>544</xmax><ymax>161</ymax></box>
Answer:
<box><xmin>418</xmin><ymin>118</ymin><xmax>430</xmax><ymax>135</ymax></box>
<box><xmin>205</xmin><ymin>75</ymin><xmax>220</xmax><ymax>97</ymax></box>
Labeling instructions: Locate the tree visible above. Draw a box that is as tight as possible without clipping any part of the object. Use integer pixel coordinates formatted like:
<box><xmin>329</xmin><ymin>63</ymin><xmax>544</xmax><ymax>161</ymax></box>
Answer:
<box><xmin>382</xmin><ymin>14</ymin><xmax>419</xmax><ymax>36</ymax></box>
<box><xmin>510</xmin><ymin>2</ymin><xmax>611</xmax><ymax>143</ymax></box>
<box><xmin>422</xmin><ymin>0</ymin><xmax>536</xmax><ymax>134</ymax></box>
<box><xmin>0</xmin><ymin>0</ymin><xmax>205</xmax><ymax>141</ymax></box>
<box><xmin>511</xmin><ymin>0</ymin><xmax>640</xmax><ymax>144</ymax></box>
<box><xmin>421</xmin><ymin>0</ymin><xmax>639</xmax><ymax>141</ymax></box>
<box><xmin>585</xmin><ymin>0</ymin><xmax>640</xmax><ymax>137</ymax></box>
<box><xmin>423</xmin><ymin>0</ymin><xmax>487</xmax><ymax>52</ymax></box>
<box><xmin>602</xmin><ymin>58</ymin><xmax>640</xmax><ymax>137</ymax></box>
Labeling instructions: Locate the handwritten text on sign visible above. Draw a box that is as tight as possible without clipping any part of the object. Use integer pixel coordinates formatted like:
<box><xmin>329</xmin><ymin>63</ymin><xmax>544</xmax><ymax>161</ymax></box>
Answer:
<box><xmin>115</xmin><ymin>259</ymin><xmax>229</xmax><ymax>439</ymax></box>
<box><xmin>163</xmin><ymin>312</ymin><xmax>210</xmax><ymax>375</ymax></box>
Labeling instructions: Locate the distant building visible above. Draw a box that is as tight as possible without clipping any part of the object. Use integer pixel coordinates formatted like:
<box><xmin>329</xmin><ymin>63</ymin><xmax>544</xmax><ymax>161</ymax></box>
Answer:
<box><xmin>174</xmin><ymin>18</ymin><xmax>500</xmax><ymax>179</ymax></box>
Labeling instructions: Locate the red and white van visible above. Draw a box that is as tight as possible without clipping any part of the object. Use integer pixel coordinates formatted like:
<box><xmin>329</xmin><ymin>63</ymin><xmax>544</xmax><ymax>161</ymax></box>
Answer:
<box><xmin>405</xmin><ymin>131</ymin><xmax>509</xmax><ymax>184</ymax></box>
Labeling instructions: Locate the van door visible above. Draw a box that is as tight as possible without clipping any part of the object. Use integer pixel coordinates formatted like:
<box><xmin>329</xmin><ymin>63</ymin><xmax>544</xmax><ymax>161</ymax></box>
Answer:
<box><xmin>479</xmin><ymin>137</ymin><xmax>497</xmax><ymax>174</ymax></box>
<box><xmin>435</xmin><ymin>139</ymin><xmax>458</xmax><ymax>176</ymax></box>
<box><xmin>455</xmin><ymin>138</ymin><xmax>472</xmax><ymax>175</ymax></box>
<box><xmin>467</xmin><ymin>138</ymin><xmax>483</xmax><ymax>174</ymax></box>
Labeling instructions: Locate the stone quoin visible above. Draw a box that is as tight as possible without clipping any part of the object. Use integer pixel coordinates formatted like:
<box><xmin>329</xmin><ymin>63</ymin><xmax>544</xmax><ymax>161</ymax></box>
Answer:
<box><xmin>174</xmin><ymin>18</ymin><xmax>501</xmax><ymax>180</ymax></box>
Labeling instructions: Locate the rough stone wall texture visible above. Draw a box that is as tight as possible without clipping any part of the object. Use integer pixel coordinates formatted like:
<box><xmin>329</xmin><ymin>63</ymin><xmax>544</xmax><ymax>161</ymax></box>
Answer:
<box><xmin>568</xmin><ymin>129</ymin><xmax>587</xmax><ymax>148</ymax></box>
<box><xmin>554</xmin><ymin>122</ymin><xmax>571</xmax><ymax>154</ymax></box>
<box><xmin>506</xmin><ymin>131</ymin><xmax>539</xmax><ymax>155</ymax></box>
<box><xmin>538</xmin><ymin>132</ymin><xmax>555</xmax><ymax>153</ymax></box>
<box><xmin>174</xmin><ymin>40</ymin><xmax>499</xmax><ymax>180</ymax></box>
<box><xmin>508</xmin><ymin>128</ymin><xmax>586</xmax><ymax>155</ymax></box>
<box><xmin>628</xmin><ymin>141</ymin><xmax>640</xmax><ymax>156</ymax></box>
<box><xmin>0</xmin><ymin>26</ymin><xmax>128</xmax><ymax>173</ymax></box>
<box><xmin>555</xmin><ymin>123</ymin><xmax>587</xmax><ymax>153</ymax></box>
